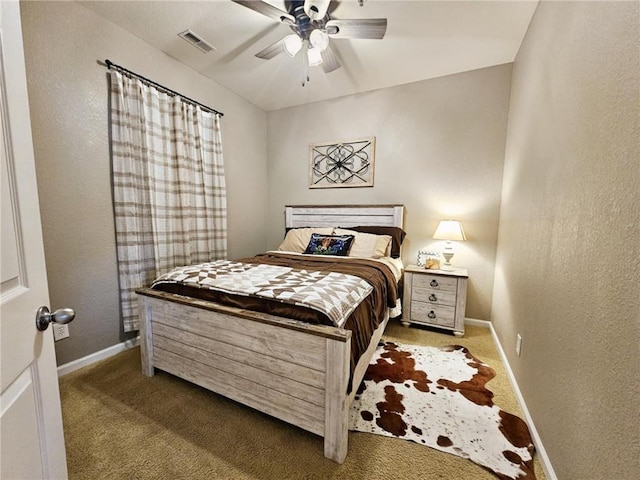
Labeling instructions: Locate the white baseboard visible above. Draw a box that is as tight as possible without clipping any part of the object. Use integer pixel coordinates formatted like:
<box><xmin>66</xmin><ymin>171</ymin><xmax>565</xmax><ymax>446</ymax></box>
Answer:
<box><xmin>57</xmin><ymin>337</ymin><xmax>139</xmax><ymax>377</ymax></box>
<box><xmin>465</xmin><ymin>317</ymin><xmax>491</xmax><ymax>328</ymax></box>
<box><xmin>487</xmin><ymin>323</ymin><xmax>557</xmax><ymax>480</ymax></box>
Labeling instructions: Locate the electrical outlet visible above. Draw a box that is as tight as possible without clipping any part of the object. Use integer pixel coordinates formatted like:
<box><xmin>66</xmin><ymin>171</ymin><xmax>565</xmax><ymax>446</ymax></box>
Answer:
<box><xmin>516</xmin><ymin>334</ymin><xmax>523</xmax><ymax>357</ymax></box>
<box><xmin>53</xmin><ymin>323</ymin><xmax>69</xmax><ymax>341</ymax></box>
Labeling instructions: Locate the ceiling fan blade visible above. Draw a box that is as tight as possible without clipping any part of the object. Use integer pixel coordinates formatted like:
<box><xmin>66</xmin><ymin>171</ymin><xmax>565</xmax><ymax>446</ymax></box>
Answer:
<box><xmin>321</xmin><ymin>45</ymin><xmax>341</xmax><ymax>73</ymax></box>
<box><xmin>231</xmin><ymin>0</ymin><xmax>295</xmax><ymax>25</ymax></box>
<box><xmin>255</xmin><ymin>37</ymin><xmax>285</xmax><ymax>59</ymax></box>
<box><xmin>325</xmin><ymin>18</ymin><xmax>387</xmax><ymax>39</ymax></box>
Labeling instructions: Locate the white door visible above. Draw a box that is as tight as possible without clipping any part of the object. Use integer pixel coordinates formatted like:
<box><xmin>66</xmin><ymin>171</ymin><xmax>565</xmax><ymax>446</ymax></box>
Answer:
<box><xmin>0</xmin><ymin>1</ymin><xmax>69</xmax><ymax>478</ymax></box>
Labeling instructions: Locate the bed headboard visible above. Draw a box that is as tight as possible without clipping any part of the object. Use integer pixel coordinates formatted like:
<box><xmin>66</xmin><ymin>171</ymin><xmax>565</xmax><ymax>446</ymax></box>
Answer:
<box><xmin>285</xmin><ymin>205</ymin><xmax>404</xmax><ymax>229</ymax></box>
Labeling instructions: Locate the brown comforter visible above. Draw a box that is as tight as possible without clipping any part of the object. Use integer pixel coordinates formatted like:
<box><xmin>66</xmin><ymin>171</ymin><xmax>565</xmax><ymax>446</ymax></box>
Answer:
<box><xmin>151</xmin><ymin>252</ymin><xmax>399</xmax><ymax>383</ymax></box>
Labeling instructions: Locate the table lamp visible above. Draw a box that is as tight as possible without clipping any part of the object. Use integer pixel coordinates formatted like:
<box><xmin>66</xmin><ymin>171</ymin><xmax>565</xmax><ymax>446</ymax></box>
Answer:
<box><xmin>432</xmin><ymin>220</ymin><xmax>466</xmax><ymax>270</ymax></box>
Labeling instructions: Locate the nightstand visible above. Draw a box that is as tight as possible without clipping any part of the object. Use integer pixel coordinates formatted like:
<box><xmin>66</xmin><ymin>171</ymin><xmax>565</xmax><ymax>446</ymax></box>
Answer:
<box><xmin>402</xmin><ymin>265</ymin><xmax>468</xmax><ymax>336</ymax></box>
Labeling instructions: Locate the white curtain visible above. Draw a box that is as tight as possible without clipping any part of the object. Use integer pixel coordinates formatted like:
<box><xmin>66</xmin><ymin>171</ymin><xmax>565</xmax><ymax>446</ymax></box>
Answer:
<box><xmin>109</xmin><ymin>69</ymin><xmax>227</xmax><ymax>332</ymax></box>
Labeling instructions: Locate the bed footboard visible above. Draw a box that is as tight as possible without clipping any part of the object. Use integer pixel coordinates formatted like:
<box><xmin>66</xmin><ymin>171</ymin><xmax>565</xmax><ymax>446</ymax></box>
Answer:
<box><xmin>137</xmin><ymin>288</ymin><xmax>356</xmax><ymax>463</ymax></box>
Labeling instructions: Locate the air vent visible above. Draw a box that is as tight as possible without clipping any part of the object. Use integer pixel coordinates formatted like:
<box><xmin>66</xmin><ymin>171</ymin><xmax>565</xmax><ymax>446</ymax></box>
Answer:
<box><xmin>178</xmin><ymin>30</ymin><xmax>216</xmax><ymax>53</ymax></box>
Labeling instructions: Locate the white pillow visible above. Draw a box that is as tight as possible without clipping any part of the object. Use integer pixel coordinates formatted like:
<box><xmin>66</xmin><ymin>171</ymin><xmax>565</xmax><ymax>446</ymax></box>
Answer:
<box><xmin>277</xmin><ymin>227</ymin><xmax>334</xmax><ymax>253</ymax></box>
<box><xmin>333</xmin><ymin>228</ymin><xmax>392</xmax><ymax>258</ymax></box>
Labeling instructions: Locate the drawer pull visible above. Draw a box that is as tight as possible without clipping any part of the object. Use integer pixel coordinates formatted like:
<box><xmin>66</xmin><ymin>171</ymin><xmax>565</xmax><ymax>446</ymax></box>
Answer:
<box><xmin>430</xmin><ymin>279</ymin><xmax>439</xmax><ymax>287</ymax></box>
<box><xmin>428</xmin><ymin>311</ymin><xmax>436</xmax><ymax>319</ymax></box>
<box><xmin>428</xmin><ymin>294</ymin><xmax>437</xmax><ymax>302</ymax></box>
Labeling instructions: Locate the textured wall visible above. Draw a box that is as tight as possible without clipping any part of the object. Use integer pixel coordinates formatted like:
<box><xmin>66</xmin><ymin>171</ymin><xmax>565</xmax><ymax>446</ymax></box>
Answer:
<box><xmin>267</xmin><ymin>65</ymin><xmax>512</xmax><ymax>320</ymax></box>
<box><xmin>20</xmin><ymin>1</ymin><xmax>268</xmax><ymax>365</ymax></box>
<box><xmin>492</xmin><ymin>1</ymin><xmax>640</xmax><ymax>478</ymax></box>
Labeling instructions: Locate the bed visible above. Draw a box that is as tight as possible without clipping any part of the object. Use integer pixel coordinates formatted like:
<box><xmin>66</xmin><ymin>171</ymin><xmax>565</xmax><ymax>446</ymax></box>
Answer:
<box><xmin>135</xmin><ymin>204</ymin><xmax>405</xmax><ymax>463</ymax></box>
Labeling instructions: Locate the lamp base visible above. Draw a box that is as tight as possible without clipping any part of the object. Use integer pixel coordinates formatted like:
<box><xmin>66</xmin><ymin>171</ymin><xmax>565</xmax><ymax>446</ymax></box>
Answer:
<box><xmin>441</xmin><ymin>251</ymin><xmax>455</xmax><ymax>271</ymax></box>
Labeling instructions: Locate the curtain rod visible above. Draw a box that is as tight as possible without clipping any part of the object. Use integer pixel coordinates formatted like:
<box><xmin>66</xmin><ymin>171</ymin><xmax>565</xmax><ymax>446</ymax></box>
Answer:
<box><xmin>102</xmin><ymin>59</ymin><xmax>224</xmax><ymax>117</ymax></box>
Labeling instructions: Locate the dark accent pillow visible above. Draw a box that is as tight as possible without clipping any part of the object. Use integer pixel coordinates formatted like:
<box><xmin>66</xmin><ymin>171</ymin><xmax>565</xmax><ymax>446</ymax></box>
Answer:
<box><xmin>347</xmin><ymin>226</ymin><xmax>406</xmax><ymax>258</ymax></box>
<box><xmin>303</xmin><ymin>233</ymin><xmax>355</xmax><ymax>256</ymax></box>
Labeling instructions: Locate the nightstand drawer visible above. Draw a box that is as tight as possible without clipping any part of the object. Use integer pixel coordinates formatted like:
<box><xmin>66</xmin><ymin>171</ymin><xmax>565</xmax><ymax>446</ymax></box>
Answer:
<box><xmin>412</xmin><ymin>287</ymin><xmax>457</xmax><ymax>306</ymax></box>
<box><xmin>413</xmin><ymin>274</ymin><xmax>457</xmax><ymax>292</ymax></box>
<box><xmin>410</xmin><ymin>302</ymin><xmax>455</xmax><ymax>328</ymax></box>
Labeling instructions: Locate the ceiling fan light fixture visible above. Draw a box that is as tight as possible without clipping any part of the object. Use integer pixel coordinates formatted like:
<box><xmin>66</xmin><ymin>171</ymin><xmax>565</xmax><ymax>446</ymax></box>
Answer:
<box><xmin>309</xmin><ymin>29</ymin><xmax>329</xmax><ymax>52</ymax></box>
<box><xmin>232</xmin><ymin>0</ymin><xmax>388</xmax><ymax>82</ymax></box>
<box><xmin>307</xmin><ymin>46</ymin><xmax>324</xmax><ymax>67</ymax></box>
<box><xmin>283</xmin><ymin>34</ymin><xmax>303</xmax><ymax>57</ymax></box>
<box><xmin>304</xmin><ymin>0</ymin><xmax>330</xmax><ymax>21</ymax></box>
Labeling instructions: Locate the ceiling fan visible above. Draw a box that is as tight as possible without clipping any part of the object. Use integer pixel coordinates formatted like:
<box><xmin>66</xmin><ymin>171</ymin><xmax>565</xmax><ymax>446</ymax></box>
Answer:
<box><xmin>232</xmin><ymin>0</ymin><xmax>387</xmax><ymax>84</ymax></box>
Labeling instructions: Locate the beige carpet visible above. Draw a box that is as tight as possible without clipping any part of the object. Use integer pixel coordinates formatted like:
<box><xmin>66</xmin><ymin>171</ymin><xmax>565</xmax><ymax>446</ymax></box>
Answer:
<box><xmin>60</xmin><ymin>320</ymin><xmax>546</xmax><ymax>479</ymax></box>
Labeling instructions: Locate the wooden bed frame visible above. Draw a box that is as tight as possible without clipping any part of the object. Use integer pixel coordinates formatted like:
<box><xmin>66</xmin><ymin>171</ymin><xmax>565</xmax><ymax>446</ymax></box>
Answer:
<box><xmin>136</xmin><ymin>204</ymin><xmax>404</xmax><ymax>463</ymax></box>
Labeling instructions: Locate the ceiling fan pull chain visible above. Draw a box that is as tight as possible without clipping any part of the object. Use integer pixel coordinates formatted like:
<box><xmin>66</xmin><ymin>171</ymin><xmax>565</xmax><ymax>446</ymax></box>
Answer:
<box><xmin>302</xmin><ymin>40</ymin><xmax>310</xmax><ymax>87</ymax></box>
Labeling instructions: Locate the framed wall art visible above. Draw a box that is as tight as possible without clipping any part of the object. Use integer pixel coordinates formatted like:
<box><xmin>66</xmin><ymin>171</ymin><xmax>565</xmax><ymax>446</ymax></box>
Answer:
<box><xmin>308</xmin><ymin>137</ymin><xmax>375</xmax><ymax>189</ymax></box>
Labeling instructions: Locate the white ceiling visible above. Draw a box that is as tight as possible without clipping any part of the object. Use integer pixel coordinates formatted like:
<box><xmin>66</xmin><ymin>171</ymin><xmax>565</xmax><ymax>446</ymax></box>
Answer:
<box><xmin>80</xmin><ymin>0</ymin><xmax>538</xmax><ymax>111</ymax></box>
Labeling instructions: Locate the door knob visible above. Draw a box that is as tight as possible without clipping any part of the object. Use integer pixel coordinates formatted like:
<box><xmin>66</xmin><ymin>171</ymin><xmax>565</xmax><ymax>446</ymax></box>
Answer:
<box><xmin>35</xmin><ymin>306</ymin><xmax>75</xmax><ymax>332</ymax></box>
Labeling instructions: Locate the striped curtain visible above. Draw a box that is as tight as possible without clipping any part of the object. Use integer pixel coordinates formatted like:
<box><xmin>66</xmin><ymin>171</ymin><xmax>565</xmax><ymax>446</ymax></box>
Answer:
<box><xmin>109</xmin><ymin>69</ymin><xmax>227</xmax><ymax>332</ymax></box>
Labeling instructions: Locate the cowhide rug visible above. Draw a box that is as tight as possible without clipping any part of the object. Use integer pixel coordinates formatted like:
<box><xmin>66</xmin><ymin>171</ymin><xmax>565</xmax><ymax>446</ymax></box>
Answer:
<box><xmin>349</xmin><ymin>342</ymin><xmax>536</xmax><ymax>480</ymax></box>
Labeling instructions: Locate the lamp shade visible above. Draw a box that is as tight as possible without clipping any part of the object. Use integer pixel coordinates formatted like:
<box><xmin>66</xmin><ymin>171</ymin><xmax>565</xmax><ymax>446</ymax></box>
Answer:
<box><xmin>304</xmin><ymin>0</ymin><xmax>330</xmax><ymax>20</ymax></box>
<box><xmin>307</xmin><ymin>46</ymin><xmax>324</xmax><ymax>66</ymax></box>
<box><xmin>310</xmin><ymin>29</ymin><xmax>329</xmax><ymax>52</ymax></box>
<box><xmin>283</xmin><ymin>34</ymin><xmax>303</xmax><ymax>57</ymax></box>
<box><xmin>433</xmin><ymin>220</ymin><xmax>466</xmax><ymax>241</ymax></box>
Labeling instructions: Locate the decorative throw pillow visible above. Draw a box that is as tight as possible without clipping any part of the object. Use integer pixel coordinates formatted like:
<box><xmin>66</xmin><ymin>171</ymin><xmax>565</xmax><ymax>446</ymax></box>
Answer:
<box><xmin>277</xmin><ymin>227</ymin><xmax>334</xmax><ymax>253</ymax></box>
<box><xmin>303</xmin><ymin>233</ymin><xmax>355</xmax><ymax>256</ymax></box>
